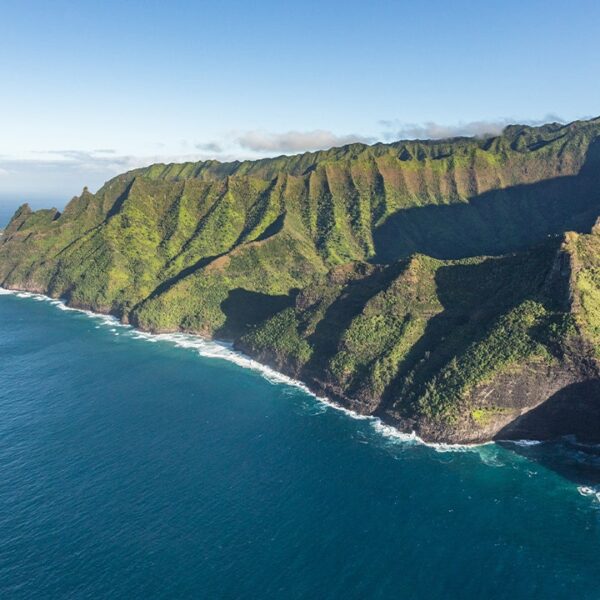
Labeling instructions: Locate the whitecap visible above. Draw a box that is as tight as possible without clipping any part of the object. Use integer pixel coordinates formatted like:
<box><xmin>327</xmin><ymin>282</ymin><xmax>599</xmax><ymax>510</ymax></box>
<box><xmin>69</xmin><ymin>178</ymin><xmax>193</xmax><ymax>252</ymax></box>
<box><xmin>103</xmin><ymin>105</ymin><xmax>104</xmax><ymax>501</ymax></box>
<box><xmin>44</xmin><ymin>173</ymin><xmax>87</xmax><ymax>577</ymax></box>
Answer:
<box><xmin>370</xmin><ymin>420</ymin><xmax>420</xmax><ymax>443</ymax></box>
<box><xmin>54</xmin><ymin>302</ymin><xmax>77</xmax><ymax>311</ymax></box>
<box><xmin>0</xmin><ymin>285</ymin><xmax>505</xmax><ymax>455</ymax></box>
<box><xmin>499</xmin><ymin>439</ymin><xmax>543</xmax><ymax>447</ymax></box>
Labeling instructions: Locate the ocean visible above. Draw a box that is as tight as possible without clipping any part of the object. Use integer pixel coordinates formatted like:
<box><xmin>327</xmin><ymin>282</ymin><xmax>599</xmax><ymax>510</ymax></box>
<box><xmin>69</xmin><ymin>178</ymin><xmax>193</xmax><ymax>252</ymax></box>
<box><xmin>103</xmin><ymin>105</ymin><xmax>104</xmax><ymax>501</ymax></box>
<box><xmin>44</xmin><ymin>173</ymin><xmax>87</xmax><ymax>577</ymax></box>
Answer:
<box><xmin>1</xmin><ymin>206</ymin><xmax>15</xmax><ymax>229</ymax></box>
<box><xmin>0</xmin><ymin>289</ymin><xmax>599</xmax><ymax>599</ymax></box>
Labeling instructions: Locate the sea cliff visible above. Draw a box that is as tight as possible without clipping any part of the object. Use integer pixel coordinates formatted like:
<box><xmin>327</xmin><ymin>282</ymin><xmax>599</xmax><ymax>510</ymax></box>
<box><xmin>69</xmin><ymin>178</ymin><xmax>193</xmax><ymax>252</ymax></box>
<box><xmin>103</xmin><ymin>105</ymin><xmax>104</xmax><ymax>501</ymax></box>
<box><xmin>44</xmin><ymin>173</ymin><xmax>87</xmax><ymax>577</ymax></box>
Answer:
<box><xmin>2</xmin><ymin>117</ymin><xmax>600</xmax><ymax>443</ymax></box>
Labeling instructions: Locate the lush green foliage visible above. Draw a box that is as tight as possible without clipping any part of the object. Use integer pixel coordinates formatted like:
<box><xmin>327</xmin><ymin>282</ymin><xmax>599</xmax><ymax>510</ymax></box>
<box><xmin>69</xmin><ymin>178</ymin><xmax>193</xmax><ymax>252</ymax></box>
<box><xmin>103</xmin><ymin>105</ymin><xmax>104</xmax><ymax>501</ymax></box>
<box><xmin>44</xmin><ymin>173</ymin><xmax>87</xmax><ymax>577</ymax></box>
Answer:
<box><xmin>2</xmin><ymin>117</ymin><xmax>600</xmax><ymax>435</ymax></box>
<box><xmin>242</xmin><ymin>240</ymin><xmax>581</xmax><ymax>425</ymax></box>
<box><xmin>567</xmin><ymin>231</ymin><xmax>600</xmax><ymax>354</ymax></box>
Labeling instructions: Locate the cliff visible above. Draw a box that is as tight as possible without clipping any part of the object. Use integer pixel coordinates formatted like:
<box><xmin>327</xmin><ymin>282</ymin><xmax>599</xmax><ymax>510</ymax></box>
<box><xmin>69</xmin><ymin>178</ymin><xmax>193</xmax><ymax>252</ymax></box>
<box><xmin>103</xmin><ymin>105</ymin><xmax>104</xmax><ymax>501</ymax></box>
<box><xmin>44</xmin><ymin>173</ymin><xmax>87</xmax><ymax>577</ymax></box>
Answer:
<box><xmin>2</xmin><ymin>117</ymin><xmax>600</xmax><ymax>442</ymax></box>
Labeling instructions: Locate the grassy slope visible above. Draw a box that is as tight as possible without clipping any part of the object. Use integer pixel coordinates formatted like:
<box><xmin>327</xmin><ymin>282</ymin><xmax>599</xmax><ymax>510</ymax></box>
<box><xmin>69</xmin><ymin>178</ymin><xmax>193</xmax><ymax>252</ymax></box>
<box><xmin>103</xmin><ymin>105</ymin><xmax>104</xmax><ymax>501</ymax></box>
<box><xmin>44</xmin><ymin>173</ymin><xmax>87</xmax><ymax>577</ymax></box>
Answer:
<box><xmin>240</xmin><ymin>239</ymin><xmax>582</xmax><ymax>432</ymax></box>
<box><xmin>1</xmin><ymin>117</ymin><xmax>600</xmax><ymax>440</ymax></box>
<box><xmin>567</xmin><ymin>225</ymin><xmax>600</xmax><ymax>354</ymax></box>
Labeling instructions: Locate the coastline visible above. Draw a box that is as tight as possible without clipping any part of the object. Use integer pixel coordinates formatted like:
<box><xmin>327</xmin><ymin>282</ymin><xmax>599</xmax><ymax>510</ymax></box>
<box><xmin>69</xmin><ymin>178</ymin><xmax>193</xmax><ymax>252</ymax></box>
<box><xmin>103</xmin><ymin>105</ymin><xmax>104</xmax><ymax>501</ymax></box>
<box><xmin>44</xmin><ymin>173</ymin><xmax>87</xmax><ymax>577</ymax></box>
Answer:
<box><xmin>0</xmin><ymin>285</ymin><xmax>494</xmax><ymax>452</ymax></box>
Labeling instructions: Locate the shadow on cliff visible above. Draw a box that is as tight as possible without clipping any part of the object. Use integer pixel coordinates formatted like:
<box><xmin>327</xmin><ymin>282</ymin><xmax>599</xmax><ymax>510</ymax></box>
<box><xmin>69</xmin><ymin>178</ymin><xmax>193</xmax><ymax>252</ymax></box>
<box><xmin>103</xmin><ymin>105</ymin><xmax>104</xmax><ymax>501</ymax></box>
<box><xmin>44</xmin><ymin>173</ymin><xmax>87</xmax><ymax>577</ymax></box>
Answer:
<box><xmin>373</xmin><ymin>139</ymin><xmax>600</xmax><ymax>261</ymax></box>
<box><xmin>495</xmin><ymin>380</ymin><xmax>600</xmax><ymax>443</ymax></box>
<box><xmin>301</xmin><ymin>261</ymin><xmax>410</xmax><ymax>377</ymax></box>
<box><xmin>377</xmin><ymin>242</ymin><xmax>565</xmax><ymax>413</ymax></box>
<box><xmin>494</xmin><ymin>381</ymin><xmax>600</xmax><ymax>485</ymax></box>
<box><xmin>216</xmin><ymin>288</ymin><xmax>297</xmax><ymax>340</ymax></box>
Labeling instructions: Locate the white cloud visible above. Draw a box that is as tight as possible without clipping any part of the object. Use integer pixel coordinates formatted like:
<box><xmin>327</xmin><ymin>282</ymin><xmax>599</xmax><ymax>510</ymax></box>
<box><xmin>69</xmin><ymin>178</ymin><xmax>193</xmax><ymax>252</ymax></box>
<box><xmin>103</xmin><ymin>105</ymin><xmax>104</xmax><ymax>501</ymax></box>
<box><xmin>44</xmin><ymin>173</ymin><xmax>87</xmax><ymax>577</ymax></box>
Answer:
<box><xmin>380</xmin><ymin>113</ymin><xmax>565</xmax><ymax>141</ymax></box>
<box><xmin>0</xmin><ymin>114</ymin><xmax>573</xmax><ymax>202</ymax></box>
<box><xmin>384</xmin><ymin>120</ymin><xmax>511</xmax><ymax>140</ymax></box>
<box><xmin>236</xmin><ymin>130</ymin><xmax>375</xmax><ymax>153</ymax></box>
<box><xmin>30</xmin><ymin>149</ymin><xmax>132</xmax><ymax>171</ymax></box>
<box><xmin>195</xmin><ymin>141</ymin><xmax>223</xmax><ymax>153</ymax></box>
<box><xmin>0</xmin><ymin>148</ymin><xmax>245</xmax><ymax>200</ymax></box>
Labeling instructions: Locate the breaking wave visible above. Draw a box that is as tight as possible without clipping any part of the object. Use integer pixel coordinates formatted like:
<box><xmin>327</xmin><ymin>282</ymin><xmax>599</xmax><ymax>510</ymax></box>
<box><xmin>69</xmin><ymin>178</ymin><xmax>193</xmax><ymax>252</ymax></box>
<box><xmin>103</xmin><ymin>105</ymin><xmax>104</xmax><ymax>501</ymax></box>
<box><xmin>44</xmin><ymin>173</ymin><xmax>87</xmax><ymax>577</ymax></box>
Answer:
<box><xmin>0</xmin><ymin>287</ymin><xmax>553</xmax><ymax>461</ymax></box>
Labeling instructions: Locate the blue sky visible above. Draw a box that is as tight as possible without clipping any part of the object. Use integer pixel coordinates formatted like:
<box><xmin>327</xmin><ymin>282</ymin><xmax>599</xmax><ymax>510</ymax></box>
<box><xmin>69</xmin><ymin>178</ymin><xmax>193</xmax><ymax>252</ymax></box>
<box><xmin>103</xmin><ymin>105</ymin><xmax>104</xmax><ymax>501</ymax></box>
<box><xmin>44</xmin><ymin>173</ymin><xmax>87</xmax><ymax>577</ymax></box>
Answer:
<box><xmin>1</xmin><ymin>0</ymin><xmax>599</xmax><ymax>207</ymax></box>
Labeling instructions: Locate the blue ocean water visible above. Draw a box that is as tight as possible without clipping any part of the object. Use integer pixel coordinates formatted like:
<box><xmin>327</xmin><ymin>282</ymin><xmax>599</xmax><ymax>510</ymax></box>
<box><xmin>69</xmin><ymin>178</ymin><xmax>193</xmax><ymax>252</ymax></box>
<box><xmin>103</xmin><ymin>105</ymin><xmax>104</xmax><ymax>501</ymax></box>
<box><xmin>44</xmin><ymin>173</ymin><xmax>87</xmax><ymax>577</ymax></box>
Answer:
<box><xmin>0</xmin><ymin>206</ymin><xmax>15</xmax><ymax>229</ymax></box>
<box><xmin>0</xmin><ymin>291</ymin><xmax>599</xmax><ymax>599</ymax></box>
<box><xmin>0</xmin><ymin>200</ymin><xmax>64</xmax><ymax>229</ymax></box>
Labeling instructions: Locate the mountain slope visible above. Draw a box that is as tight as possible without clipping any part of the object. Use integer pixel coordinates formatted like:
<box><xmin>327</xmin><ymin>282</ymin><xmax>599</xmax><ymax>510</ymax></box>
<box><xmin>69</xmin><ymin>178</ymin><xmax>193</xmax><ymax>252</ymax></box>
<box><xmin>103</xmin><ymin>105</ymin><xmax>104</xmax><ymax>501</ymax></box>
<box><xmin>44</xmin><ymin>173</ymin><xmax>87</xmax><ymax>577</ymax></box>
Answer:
<box><xmin>1</xmin><ymin>117</ymin><xmax>600</xmax><ymax>442</ymax></box>
<box><xmin>240</xmin><ymin>233</ymin><xmax>600</xmax><ymax>442</ymax></box>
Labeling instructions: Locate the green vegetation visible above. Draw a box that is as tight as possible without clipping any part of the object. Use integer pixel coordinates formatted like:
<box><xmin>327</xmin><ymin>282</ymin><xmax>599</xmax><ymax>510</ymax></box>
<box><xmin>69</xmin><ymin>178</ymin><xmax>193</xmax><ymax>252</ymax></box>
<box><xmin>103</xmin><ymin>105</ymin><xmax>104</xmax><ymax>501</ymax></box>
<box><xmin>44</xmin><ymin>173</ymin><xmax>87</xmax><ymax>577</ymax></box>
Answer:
<box><xmin>2</xmin><ymin>116</ymin><xmax>600</xmax><ymax>442</ymax></box>
<box><xmin>241</xmin><ymin>240</ymin><xmax>580</xmax><ymax>431</ymax></box>
<box><xmin>566</xmin><ymin>230</ymin><xmax>600</xmax><ymax>354</ymax></box>
<box><xmin>470</xmin><ymin>407</ymin><xmax>511</xmax><ymax>425</ymax></box>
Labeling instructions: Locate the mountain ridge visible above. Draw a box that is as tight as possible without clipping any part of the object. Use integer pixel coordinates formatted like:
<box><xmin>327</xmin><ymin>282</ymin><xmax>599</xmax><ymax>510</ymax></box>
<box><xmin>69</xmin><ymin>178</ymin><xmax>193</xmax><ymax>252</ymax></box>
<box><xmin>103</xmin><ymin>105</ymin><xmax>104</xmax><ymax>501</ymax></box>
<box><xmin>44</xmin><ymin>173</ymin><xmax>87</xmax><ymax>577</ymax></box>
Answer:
<box><xmin>2</xmin><ymin>116</ymin><xmax>600</xmax><ymax>443</ymax></box>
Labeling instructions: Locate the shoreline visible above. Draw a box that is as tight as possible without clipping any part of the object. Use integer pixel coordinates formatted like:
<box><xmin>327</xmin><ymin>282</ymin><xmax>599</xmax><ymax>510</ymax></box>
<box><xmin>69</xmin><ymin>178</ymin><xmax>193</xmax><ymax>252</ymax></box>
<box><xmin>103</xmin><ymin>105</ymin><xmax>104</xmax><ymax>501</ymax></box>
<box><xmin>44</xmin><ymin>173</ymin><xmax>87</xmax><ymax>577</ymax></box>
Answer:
<box><xmin>12</xmin><ymin>286</ymin><xmax>591</xmax><ymax>453</ymax></box>
<box><xmin>7</xmin><ymin>287</ymin><xmax>600</xmax><ymax>455</ymax></box>
<box><xmin>0</xmin><ymin>285</ymin><xmax>501</xmax><ymax>452</ymax></box>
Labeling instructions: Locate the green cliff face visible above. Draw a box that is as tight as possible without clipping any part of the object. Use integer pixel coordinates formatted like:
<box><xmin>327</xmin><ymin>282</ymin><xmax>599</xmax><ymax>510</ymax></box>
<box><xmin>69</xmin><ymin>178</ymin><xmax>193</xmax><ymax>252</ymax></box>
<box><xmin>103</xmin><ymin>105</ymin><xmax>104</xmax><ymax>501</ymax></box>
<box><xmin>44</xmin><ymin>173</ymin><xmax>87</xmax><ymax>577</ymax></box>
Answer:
<box><xmin>2</xmin><ymin>117</ymin><xmax>600</xmax><ymax>442</ymax></box>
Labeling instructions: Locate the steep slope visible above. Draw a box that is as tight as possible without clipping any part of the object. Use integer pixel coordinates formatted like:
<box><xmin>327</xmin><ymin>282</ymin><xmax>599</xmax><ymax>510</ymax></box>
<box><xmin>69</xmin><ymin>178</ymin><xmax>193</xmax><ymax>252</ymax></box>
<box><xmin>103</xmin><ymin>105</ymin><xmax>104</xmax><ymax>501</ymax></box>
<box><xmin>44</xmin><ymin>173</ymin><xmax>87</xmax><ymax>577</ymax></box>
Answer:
<box><xmin>1</xmin><ymin>117</ymin><xmax>600</xmax><ymax>442</ymax></box>
<box><xmin>240</xmin><ymin>234</ymin><xmax>600</xmax><ymax>443</ymax></box>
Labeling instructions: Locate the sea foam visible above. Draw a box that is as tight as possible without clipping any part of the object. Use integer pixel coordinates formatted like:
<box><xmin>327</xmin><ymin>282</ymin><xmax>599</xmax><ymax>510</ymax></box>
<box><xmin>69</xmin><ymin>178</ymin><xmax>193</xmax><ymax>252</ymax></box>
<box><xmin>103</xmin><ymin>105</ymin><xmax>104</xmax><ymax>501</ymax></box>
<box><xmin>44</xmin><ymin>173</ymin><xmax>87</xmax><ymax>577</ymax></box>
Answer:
<box><xmin>7</xmin><ymin>286</ymin><xmax>600</xmax><ymax>490</ymax></box>
<box><xmin>0</xmin><ymin>286</ymin><xmax>503</xmax><ymax>454</ymax></box>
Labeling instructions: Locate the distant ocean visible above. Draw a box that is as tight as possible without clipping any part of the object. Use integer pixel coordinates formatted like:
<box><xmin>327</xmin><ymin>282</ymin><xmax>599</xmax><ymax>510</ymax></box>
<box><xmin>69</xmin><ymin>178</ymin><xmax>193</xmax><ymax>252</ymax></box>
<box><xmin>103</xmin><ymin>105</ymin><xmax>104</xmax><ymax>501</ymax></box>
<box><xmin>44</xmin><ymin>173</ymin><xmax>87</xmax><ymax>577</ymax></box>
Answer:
<box><xmin>0</xmin><ymin>206</ymin><xmax>15</xmax><ymax>228</ymax></box>
<box><xmin>1</xmin><ymin>289</ymin><xmax>599</xmax><ymax>599</ymax></box>
<box><xmin>0</xmin><ymin>200</ymin><xmax>64</xmax><ymax>229</ymax></box>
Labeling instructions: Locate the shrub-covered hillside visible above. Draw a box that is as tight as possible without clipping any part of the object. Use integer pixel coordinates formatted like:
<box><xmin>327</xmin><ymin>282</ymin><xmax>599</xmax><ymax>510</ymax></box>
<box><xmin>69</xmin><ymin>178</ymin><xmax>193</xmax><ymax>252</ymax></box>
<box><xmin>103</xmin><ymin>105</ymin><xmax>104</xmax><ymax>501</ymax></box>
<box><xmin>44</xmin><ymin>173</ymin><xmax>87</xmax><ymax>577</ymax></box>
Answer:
<box><xmin>2</xmin><ymin>117</ymin><xmax>600</xmax><ymax>442</ymax></box>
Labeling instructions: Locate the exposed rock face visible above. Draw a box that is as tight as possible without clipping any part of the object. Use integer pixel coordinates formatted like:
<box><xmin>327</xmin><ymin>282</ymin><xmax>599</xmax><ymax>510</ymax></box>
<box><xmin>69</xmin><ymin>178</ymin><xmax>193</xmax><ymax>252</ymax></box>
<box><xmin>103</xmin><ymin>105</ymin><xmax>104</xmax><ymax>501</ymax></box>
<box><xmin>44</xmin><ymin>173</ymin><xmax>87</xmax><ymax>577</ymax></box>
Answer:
<box><xmin>239</xmin><ymin>236</ymin><xmax>600</xmax><ymax>443</ymax></box>
<box><xmin>413</xmin><ymin>347</ymin><xmax>600</xmax><ymax>444</ymax></box>
<box><xmin>2</xmin><ymin>117</ymin><xmax>600</xmax><ymax>443</ymax></box>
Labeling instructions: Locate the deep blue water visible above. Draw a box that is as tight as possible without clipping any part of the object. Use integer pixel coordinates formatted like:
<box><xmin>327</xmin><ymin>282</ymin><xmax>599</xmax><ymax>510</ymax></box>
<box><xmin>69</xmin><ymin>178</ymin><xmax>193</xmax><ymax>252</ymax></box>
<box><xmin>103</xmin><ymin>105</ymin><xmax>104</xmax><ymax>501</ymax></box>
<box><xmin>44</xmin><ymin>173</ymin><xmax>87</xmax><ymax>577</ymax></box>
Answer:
<box><xmin>0</xmin><ymin>291</ymin><xmax>599</xmax><ymax>599</ymax></box>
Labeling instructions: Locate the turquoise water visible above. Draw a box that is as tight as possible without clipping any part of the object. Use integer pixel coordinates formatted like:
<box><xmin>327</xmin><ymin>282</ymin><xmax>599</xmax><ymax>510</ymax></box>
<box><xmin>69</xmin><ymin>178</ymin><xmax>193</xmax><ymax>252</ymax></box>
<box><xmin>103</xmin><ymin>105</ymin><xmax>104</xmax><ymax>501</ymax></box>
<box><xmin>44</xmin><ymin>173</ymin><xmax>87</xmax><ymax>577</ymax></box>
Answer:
<box><xmin>0</xmin><ymin>290</ymin><xmax>599</xmax><ymax>599</ymax></box>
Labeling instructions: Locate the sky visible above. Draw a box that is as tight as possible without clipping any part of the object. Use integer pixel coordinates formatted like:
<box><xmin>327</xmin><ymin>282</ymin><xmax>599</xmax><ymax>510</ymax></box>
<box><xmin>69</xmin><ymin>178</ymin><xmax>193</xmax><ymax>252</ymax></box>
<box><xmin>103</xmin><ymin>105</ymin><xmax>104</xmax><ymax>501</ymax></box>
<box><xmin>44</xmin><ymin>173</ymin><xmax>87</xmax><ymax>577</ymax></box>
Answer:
<box><xmin>1</xmin><ymin>0</ymin><xmax>599</xmax><ymax>210</ymax></box>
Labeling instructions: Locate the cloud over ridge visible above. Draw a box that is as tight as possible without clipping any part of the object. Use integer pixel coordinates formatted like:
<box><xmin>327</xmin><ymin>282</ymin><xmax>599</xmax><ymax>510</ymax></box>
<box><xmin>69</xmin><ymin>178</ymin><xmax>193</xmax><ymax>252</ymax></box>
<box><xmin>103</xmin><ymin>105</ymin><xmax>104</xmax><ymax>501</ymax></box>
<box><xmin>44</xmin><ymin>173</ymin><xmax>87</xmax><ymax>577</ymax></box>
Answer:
<box><xmin>380</xmin><ymin>113</ymin><xmax>565</xmax><ymax>141</ymax></box>
<box><xmin>236</xmin><ymin>130</ymin><xmax>375</xmax><ymax>153</ymax></box>
<box><xmin>0</xmin><ymin>113</ymin><xmax>573</xmax><ymax>200</ymax></box>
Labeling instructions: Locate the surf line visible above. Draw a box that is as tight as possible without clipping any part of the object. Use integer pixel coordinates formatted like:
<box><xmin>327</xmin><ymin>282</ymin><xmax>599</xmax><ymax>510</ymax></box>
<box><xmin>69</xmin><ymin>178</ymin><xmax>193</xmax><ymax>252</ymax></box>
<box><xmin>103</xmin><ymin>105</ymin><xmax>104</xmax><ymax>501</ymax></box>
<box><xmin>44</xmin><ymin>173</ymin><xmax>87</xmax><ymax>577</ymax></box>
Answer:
<box><xmin>2</xmin><ymin>286</ymin><xmax>499</xmax><ymax>452</ymax></box>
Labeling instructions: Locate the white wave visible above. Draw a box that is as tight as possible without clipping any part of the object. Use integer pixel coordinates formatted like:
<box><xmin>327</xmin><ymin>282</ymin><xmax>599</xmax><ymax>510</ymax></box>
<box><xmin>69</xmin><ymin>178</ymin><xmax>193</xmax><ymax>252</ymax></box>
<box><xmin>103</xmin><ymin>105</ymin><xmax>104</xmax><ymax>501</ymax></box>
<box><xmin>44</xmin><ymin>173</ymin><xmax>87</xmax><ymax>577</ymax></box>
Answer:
<box><xmin>577</xmin><ymin>486</ymin><xmax>600</xmax><ymax>504</ymax></box>
<box><xmin>563</xmin><ymin>436</ymin><xmax>600</xmax><ymax>450</ymax></box>
<box><xmin>0</xmin><ymin>285</ymin><xmax>496</xmax><ymax>453</ymax></box>
<box><xmin>52</xmin><ymin>301</ymin><xmax>78</xmax><ymax>312</ymax></box>
<box><xmin>370</xmin><ymin>420</ymin><xmax>420</xmax><ymax>443</ymax></box>
<box><xmin>138</xmin><ymin>330</ymin><xmax>321</xmax><ymax>397</ymax></box>
<box><xmin>499</xmin><ymin>439</ymin><xmax>543</xmax><ymax>447</ymax></box>
<box><xmin>430</xmin><ymin>441</ymin><xmax>494</xmax><ymax>453</ymax></box>
<box><xmin>478</xmin><ymin>450</ymin><xmax>507</xmax><ymax>467</ymax></box>
<box><xmin>0</xmin><ymin>286</ymin><xmax>127</xmax><ymax>327</ymax></box>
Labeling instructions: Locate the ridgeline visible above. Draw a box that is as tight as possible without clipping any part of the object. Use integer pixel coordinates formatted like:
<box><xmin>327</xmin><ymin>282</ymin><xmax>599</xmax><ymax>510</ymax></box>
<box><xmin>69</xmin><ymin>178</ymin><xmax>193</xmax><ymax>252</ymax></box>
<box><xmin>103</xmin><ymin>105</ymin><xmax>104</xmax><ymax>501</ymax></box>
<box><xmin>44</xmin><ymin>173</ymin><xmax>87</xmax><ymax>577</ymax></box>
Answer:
<box><xmin>2</xmin><ymin>117</ymin><xmax>600</xmax><ymax>443</ymax></box>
